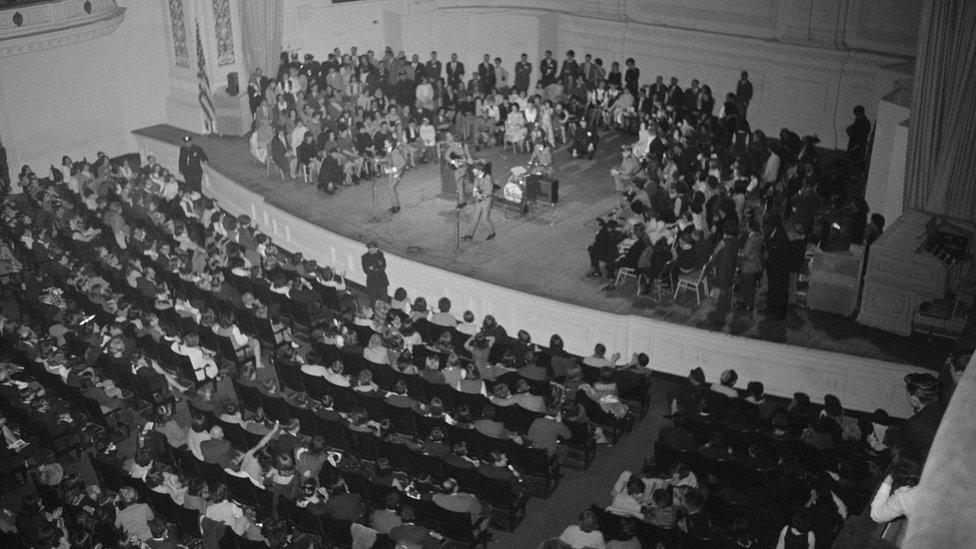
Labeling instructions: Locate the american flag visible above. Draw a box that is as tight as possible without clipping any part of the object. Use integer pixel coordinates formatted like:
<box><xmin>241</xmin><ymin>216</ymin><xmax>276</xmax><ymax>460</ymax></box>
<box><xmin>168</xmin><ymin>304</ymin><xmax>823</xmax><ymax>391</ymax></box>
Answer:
<box><xmin>195</xmin><ymin>22</ymin><xmax>215</xmax><ymax>133</ymax></box>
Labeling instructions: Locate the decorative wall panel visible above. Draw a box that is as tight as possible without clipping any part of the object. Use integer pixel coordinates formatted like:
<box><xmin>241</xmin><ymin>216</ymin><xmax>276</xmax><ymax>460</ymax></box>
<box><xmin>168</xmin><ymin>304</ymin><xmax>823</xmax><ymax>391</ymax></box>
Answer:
<box><xmin>211</xmin><ymin>0</ymin><xmax>235</xmax><ymax>66</ymax></box>
<box><xmin>167</xmin><ymin>0</ymin><xmax>188</xmax><ymax>67</ymax></box>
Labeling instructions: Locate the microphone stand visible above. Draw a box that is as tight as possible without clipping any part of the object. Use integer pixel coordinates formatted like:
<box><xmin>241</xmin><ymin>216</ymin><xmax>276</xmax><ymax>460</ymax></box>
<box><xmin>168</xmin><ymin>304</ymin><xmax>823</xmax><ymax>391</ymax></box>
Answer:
<box><xmin>368</xmin><ymin>174</ymin><xmax>382</xmax><ymax>223</ymax></box>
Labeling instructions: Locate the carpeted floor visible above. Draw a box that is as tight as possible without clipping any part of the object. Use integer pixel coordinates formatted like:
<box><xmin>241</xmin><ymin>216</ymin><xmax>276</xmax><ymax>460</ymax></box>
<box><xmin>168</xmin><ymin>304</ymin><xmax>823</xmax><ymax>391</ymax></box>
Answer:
<box><xmin>134</xmin><ymin>124</ymin><xmax>956</xmax><ymax>370</ymax></box>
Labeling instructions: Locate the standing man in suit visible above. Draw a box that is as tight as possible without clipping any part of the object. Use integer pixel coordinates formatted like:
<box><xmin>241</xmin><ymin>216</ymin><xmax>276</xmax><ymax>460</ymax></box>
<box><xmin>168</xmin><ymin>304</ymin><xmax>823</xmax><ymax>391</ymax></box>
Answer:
<box><xmin>246</xmin><ymin>68</ymin><xmax>270</xmax><ymax>115</ymax></box>
<box><xmin>425</xmin><ymin>51</ymin><xmax>443</xmax><ymax>91</ymax></box>
<box><xmin>462</xmin><ymin>163</ymin><xmax>496</xmax><ymax>241</ymax></box>
<box><xmin>446</xmin><ymin>53</ymin><xmax>464</xmax><ymax>90</ymax></box>
<box><xmin>178</xmin><ymin>135</ymin><xmax>208</xmax><ymax>192</ymax></box>
<box><xmin>559</xmin><ymin>50</ymin><xmax>579</xmax><ymax>90</ymax></box>
<box><xmin>736</xmin><ymin>71</ymin><xmax>753</xmax><ymax>122</ymax></box>
<box><xmin>624</xmin><ymin>59</ymin><xmax>641</xmax><ymax>99</ymax></box>
<box><xmin>361</xmin><ymin>241</ymin><xmax>389</xmax><ymax>305</ymax></box>
<box><xmin>514</xmin><ymin>53</ymin><xmax>532</xmax><ymax>94</ymax></box>
<box><xmin>579</xmin><ymin>53</ymin><xmax>596</xmax><ymax>86</ymax></box>
<box><xmin>846</xmin><ymin>105</ymin><xmax>872</xmax><ymax>184</ymax></box>
<box><xmin>478</xmin><ymin>54</ymin><xmax>496</xmax><ymax>94</ymax></box>
<box><xmin>540</xmin><ymin>50</ymin><xmax>558</xmax><ymax>87</ymax></box>
<box><xmin>764</xmin><ymin>216</ymin><xmax>790</xmax><ymax>320</ymax></box>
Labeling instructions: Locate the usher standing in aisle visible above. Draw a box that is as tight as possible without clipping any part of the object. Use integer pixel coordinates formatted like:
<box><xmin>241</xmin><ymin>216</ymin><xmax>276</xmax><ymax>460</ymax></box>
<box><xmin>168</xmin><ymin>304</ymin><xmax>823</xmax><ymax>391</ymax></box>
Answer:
<box><xmin>178</xmin><ymin>135</ymin><xmax>208</xmax><ymax>192</ymax></box>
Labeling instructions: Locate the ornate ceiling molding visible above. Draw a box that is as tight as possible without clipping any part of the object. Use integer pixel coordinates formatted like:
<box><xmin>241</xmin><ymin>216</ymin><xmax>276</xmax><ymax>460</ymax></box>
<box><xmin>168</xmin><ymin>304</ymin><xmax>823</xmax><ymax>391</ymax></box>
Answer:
<box><xmin>0</xmin><ymin>0</ymin><xmax>126</xmax><ymax>58</ymax></box>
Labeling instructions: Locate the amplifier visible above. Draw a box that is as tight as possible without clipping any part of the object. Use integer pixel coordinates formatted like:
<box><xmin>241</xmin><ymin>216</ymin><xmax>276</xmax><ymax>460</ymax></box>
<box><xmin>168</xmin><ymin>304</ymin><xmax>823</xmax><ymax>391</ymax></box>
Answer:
<box><xmin>526</xmin><ymin>174</ymin><xmax>559</xmax><ymax>204</ymax></box>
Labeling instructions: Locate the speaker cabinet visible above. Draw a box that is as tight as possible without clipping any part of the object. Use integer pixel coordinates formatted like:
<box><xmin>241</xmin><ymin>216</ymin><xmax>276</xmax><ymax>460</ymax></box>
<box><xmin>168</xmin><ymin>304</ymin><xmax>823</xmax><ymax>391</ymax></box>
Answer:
<box><xmin>226</xmin><ymin>72</ymin><xmax>239</xmax><ymax>96</ymax></box>
<box><xmin>526</xmin><ymin>174</ymin><xmax>559</xmax><ymax>204</ymax></box>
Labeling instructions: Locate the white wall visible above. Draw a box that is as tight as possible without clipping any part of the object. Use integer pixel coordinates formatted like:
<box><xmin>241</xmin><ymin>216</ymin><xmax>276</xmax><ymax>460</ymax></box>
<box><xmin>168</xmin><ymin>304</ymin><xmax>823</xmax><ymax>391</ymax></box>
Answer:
<box><xmin>282</xmin><ymin>0</ymin><xmax>915</xmax><ymax>149</ymax></box>
<box><xmin>135</xmin><ymin>131</ymin><xmax>928</xmax><ymax>418</ymax></box>
<box><xmin>0</xmin><ymin>0</ymin><xmax>169</xmax><ymax>171</ymax></box>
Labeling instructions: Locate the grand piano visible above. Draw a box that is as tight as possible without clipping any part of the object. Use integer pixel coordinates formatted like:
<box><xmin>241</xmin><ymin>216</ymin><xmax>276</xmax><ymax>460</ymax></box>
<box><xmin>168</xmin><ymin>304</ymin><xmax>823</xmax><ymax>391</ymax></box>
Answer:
<box><xmin>857</xmin><ymin>210</ymin><xmax>974</xmax><ymax>336</ymax></box>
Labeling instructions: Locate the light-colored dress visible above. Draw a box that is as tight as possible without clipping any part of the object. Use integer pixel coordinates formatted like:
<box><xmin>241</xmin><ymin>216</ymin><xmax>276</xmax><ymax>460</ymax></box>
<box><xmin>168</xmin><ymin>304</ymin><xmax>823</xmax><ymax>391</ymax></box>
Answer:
<box><xmin>505</xmin><ymin>111</ymin><xmax>528</xmax><ymax>144</ymax></box>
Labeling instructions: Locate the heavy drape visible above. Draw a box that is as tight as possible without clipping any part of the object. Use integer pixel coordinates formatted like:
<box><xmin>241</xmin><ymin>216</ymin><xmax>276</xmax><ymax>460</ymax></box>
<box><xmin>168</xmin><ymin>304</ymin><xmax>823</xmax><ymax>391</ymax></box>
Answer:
<box><xmin>903</xmin><ymin>354</ymin><xmax>976</xmax><ymax>547</ymax></box>
<box><xmin>903</xmin><ymin>0</ymin><xmax>976</xmax><ymax>221</ymax></box>
<box><xmin>239</xmin><ymin>0</ymin><xmax>283</xmax><ymax>78</ymax></box>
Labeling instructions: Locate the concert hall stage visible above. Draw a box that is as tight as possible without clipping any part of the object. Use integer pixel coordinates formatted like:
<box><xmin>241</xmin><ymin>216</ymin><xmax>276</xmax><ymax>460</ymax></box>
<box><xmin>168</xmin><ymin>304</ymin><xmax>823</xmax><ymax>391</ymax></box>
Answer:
<box><xmin>134</xmin><ymin>123</ymin><xmax>942</xmax><ymax>416</ymax></box>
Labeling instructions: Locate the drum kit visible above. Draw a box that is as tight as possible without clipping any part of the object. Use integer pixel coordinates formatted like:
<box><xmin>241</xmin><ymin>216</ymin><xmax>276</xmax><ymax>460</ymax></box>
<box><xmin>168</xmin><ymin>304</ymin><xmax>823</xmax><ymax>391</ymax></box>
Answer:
<box><xmin>503</xmin><ymin>165</ymin><xmax>528</xmax><ymax>203</ymax></box>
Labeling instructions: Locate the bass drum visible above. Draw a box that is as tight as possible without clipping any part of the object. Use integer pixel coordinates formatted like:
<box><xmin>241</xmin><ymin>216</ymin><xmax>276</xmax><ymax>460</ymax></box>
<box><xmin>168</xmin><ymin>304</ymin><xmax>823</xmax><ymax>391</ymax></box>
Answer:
<box><xmin>503</xmin><ymin>181</ymin><xmax>524</xmax><ymax>203</ymax></box>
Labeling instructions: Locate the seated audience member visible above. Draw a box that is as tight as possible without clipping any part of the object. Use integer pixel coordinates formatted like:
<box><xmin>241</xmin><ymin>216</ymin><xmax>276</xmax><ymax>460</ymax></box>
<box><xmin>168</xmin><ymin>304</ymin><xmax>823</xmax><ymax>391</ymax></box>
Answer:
<box><xmin>647</xmin><ymin>488</ymin><xmax>677</xmax><ymax>529</ymax></box>
<box><xmin>901</xmin><ymin>372</ymin><xmax>945</xmax><ymax>460</ymax></box>
<box><xmin>607</xmin><ymin>472</ymin><xmax>646</xmax><ymax>519</ymax></box>
<box><xmin>711</xmin><ymin>369</ymin><xmax>738</xmax><ymax>398</ymax></box>
<box><xmin>559</xmin><ymin>509</ymin><xmax>606</xmax><ymax>549</ymax></box>
<box><xmin>869</xmin><ymin>455</ymin><xmax>920</xmax><ymax>544</ymax></box>
<box><xmin>114</xmin><ymin>486</ymin><xmax>155</xmax><ymax>542</ymax></box>
<box><xmin>776</xmin><ymin>511</ymin><xmax>816</xmax><ymax>549</ymax></box>
<box><xmin>430</xmin><ymin>297</ymin><xmax>457</xmax><ymax>327</ymax></box>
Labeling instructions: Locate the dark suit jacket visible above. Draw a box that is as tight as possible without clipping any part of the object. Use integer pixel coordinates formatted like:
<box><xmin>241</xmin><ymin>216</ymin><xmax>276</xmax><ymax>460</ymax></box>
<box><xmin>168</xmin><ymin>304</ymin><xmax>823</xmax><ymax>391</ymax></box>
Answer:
<box><xmin>200</xmin><ymin>438</ymin><xmax>233</xmax><ymax>468</ymax></box>
<box><xmin>902</xmin><ymin>402</ymin><xmax>946</xmax><ymax>459</ymax></box>
<box><xmin>446</xmin><ymin>62</ymin><xmax>465</xmax><ymax>86</ymax></box>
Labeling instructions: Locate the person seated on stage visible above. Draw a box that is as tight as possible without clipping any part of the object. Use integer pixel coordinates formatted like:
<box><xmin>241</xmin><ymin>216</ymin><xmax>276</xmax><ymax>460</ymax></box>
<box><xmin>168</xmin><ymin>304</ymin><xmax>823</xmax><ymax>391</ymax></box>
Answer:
<box><xmin>470</xmin><ymin>114</ymin><xmax>495</xmax><ymax>151</ymax></box>
<box><xmin>504</xmin><ymin>104</ymin><xmax>529</xmax><ymax>153</ymax></box>
<box><xmin>570</xmin><ymin>118</ymin><xmax>599</xmax><ymax>160</ymax></box>
<box><xmin>611</xmin><ymin>144</ymin><xmax>641</xmax><ymax>195</ymax></box>
<box><xmin>317</xmin><ymin>148</ymin><xmax>343</xmax><ymax>195</ymax></box>
<box><xmin>528</xmin><ymin>140</ymin><xmax>553</xmax><ymax>176</ymax></box>
<box><xmin>270</xmin><ymin>129</ymin><xmax>292</xmax><ymax>178</ymax></box>
<box><xmin>250</xmin><ymin>119</ymin><xmax>275</xmax><ymax>165</ymax></box>
<box><xmin>296</xmin><ymin>132</ymin><xmax>321</xmax><ymax>181</ymax></box>
<box><xmin>609</xmin><ymin>86</ymin><xmax>636</xmax><ymax>129</ymax></box>
<box><xmin>587</xmin><ymin>218</ymin><xmax>625</xmax><ymax>280</ymax></box>
<box><xmin>624</xmin><ymin>179</ymin><xmax>652</xmax><ymax>215</ymax></box>
<box><xmin>419</xmin><ymin>117</ymin><xmax>437</xmax><ymax>159</ymax></box>
<box><xmin>601</xmin><ymin>222</ymin><xmax>647</xmax><ymax>290</ymax></box>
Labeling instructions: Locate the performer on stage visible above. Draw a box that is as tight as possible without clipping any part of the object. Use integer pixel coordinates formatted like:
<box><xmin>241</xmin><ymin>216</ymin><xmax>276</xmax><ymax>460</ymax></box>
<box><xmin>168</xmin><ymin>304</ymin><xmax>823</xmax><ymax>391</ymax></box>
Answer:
<box><xmin>462</xmin><ymin>163</ymin><xmax>495</xmax><ymax>241</ymax></box>
<box><xmin>383</xmin><ymin>139</ymin><xmax>407</xmax><ymax>213</ymax></box>
<box><xmin>443</xmin><ymin>132</ymin><xmax>472</xmax><ymax>204</ymax></box>
<box><xmin>178</xmin><ymin>135</ymin><xmax>208</xmax><ymax>192</ymax></box>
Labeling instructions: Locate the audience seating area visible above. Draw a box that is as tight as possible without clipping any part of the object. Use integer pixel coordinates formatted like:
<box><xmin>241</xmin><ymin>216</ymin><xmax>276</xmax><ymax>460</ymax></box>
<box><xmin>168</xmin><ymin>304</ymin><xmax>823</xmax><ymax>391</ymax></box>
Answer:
<box><xmin>0</xmin><ymin>150</ymin><xmax>657</xmax><ymax>548</ymax></box>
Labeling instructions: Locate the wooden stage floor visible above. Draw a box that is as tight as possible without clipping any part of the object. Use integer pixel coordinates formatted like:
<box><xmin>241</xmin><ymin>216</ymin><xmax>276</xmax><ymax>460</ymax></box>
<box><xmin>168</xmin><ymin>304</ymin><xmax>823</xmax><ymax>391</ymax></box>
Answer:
<box><xmin>135</xmin><ymin>124</ymin><xmax>947</xmax><ymax>369</ymax></box>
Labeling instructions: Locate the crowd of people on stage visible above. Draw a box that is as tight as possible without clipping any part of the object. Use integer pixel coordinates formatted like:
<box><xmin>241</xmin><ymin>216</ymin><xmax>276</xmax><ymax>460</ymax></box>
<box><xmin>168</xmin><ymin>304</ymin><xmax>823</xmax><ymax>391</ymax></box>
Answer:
<box><xmin>242</xmin><ymin>43</ymin><xmax>875</xmax><ymax>319</ymax></box>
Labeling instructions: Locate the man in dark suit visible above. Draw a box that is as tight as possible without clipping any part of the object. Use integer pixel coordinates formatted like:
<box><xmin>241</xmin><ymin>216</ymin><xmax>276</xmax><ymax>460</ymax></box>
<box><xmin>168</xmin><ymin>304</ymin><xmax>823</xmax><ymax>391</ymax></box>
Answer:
<box><xmin>200</xmin><ymin>426</ymin><xmax>234</xmax><ymax>468</ymax></box>
<box><xmin>846</xmin><ymin>105</ymin><xmax>872</xmax><ymax>183</ymax></box>
<box><xmin>246</xmin><ymin>68</ymin><xmax>271</xmax><ymax>115</ymax></box>
<box><xmin>390</xmin><ymin>506</ymin><xmax>441</xmax><ymax>549</ymax></box>
<box><xmin>477</xmin><ymin>54</ymin><xmax>495</xmax><ymax>94</ymax></box>
<box><xmin>649</xmin><ymin>75</ymin><xmax>666</xmax><ymax>103</ymax></box>
<box><xmin>425</xmin><ymin>51</ymin><xmax>442</xmax><ymax>88</ymax></box>
<box><xmin>539</xmin><ymin>50</ymin><xmax>558</xmax><ymax>87</ymax></box>
<box><xmin>624</xmin><ymin>58</ymin><xmax>641</xmax><ymax>99</ymax></box>
<box><xmin>764</xmin><ymin>216</ymin><xmax>791</xmax><ymax>320</ymax></box>
<box><xmin>570</xmin><ymin>118</ymin><xmax>599</xmax><ymax>160</ymax></box>
<box><xmin>446</xmin><ymin>53</ymin><xmax>464</xmax><ymax>90</ymax></box>
<box><xmin>902</xmin><ymin>373</ymin><xmax>946</xmax><ymax>460</ymax></box>
<box><xmin>178</xmin><ymin>135</ymin><xmax>208</xmax><ymax>192</ymax></box>
<box><xmin>736</xmin><ymin>71</ymin><xmax>753</xmax><ymax>121</ymax></box>
<box><xmin>579</xmin><ymin>53</ymin><xmax>596</xmax><ymax>85</ymax></box>
<box><xmin>559</xmin><ymin>50</ymin><xmax>579</xmax><ymax>89</ymax></box>
<box><xmin>683</xmin><ymin>79</ymin><xmax>701</xmax><ymax>115</ymax></box>
<box><xmin>361</xmin><ymin>241</ymin><xmax>389</xmax><ymax>306</ymax></box>
<box><xmin>514</xmin><ymin>53</ymin><xmax>532</xmax><ymax>94</ymax></box>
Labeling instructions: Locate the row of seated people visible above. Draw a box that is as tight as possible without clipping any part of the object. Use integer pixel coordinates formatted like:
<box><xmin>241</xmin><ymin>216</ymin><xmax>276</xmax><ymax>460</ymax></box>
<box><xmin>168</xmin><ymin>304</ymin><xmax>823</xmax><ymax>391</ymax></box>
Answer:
<box><xmin>0</xmin><ymin>222</ymin><xmax>502</xmax><ymax>547</ymax></box>
<box><xmin>544</xmin><ymin>363</ymin><xmax>938</xmax><ymax>547</ymax></box>
<box><xmin>0</xmin><ymin>153</ymin><xmax>650</xmax><ymax>541</ymax></box>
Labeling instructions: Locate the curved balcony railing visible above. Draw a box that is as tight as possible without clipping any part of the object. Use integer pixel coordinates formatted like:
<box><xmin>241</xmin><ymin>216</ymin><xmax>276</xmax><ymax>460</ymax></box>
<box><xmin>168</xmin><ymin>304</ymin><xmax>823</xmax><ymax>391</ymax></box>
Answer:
<box><xmin>0</xmin><ymin>0</ymin><xmax>125</xmax><ymax>57</ymax></box>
